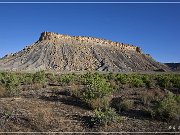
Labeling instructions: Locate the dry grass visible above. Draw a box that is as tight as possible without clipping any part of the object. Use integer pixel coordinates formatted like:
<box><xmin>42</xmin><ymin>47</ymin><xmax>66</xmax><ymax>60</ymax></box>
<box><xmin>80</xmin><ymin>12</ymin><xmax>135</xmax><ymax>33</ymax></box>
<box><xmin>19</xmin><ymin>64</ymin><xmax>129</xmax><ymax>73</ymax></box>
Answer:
<box><xmin>140</xmin><ymin>89</ymin><xmax>164</xmax><ymax>106</ymax></box>
<box><xmin>0</xmin><ymin>85</ymin><xmax>6</xmax><ymax>97</ymax></box>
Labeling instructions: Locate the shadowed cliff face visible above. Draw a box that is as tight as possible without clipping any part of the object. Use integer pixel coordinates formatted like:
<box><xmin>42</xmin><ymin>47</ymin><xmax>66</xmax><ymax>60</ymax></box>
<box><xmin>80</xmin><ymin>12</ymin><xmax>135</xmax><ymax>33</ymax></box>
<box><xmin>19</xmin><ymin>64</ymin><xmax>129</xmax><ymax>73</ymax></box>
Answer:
<box><xmin>0</xmin><ymin>32</ymin><xmax>169</xmax><ymax>72</ymax></box>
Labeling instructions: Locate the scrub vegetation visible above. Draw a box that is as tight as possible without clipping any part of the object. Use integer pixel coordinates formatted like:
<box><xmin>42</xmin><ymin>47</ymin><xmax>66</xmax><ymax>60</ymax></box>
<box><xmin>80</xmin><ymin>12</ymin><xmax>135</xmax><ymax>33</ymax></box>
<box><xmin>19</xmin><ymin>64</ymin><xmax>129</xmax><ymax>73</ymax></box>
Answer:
<box><xmin>0</xmin><ymin>71</ymin><xmax>179</xmax><ymax>132</ymax></box>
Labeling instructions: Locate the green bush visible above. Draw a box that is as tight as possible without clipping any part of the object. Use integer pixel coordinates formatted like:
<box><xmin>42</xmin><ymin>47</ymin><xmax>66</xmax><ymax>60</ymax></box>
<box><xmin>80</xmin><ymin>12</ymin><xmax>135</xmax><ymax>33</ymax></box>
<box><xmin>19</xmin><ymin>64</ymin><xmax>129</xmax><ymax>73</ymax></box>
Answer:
<box><xmin>69</xmin><ymin>73</ymin><xmax>114</xmax><ymax>109</ymax></box>
<box><xmin>115</xmin><ymin>74</ymin><xmax>129</xmax><ymax>84</ymax></box>
<box><xmin>142</xmin><ymin>75</ymin><xmax>155</xmax><ymax>88</ymax></box>
<box><xmin>1</xmin><ymin>73</ymin><xmax>21</xmax><ymax>97</ymax></box>
<box><xmin>82</xmin><ymin>74</ymin><xmax>113</xmax><ymax>100</ymax></box>
<box><xmin>175</xmin><ymin>95</ymin><xmax>180</xmax><ymax>103</ymax></box>
<box><xmin>156</xmin><ymin>75</ymin><xmax>172</xmax><ymax>88</ymax></box>
<box><xmin>0</xmin><ymin>72</ymin><xmax>3</xmax><ymax>84</ymax></box>
<box><xmin>156</xmin><ymin>74</ymin><xmax>180</xmax><ymax>89</ymax></box>
<box><xmin>91</xmin><ymin>107</ymin><xmax>120</xmax><ymax>127</ymax></box>
<box><xmin>106</xmin><ymin>73</ymin><xmax>116</xmax><ymax>80</ymax></box>
<box><xmin>33</xmin><ymin>71</ymin><xmax>46</xmax><ymax>84</ymax></box>
<box><xmin>21</xmin><ymin>73</ymin><xmax>34</xmax><ymax>85</ymax></box>
<box><xmin>58</xmin><ymin>74</ymin><xmax>76</xmax><ymax>85</ymax></box>
<box><xmin>171</xmin><ymin>75</ymin><xmax>180</xmax><ymax>88</ymax></box>
<box><xmin>0</xmin><ymin>72</ymin><xmax>8</xmax><ymax>85</ymax></box>
<box><xmin>152</xmin><ymin>92</ymin><xmax>180</xmax><ymax>121</ymax></box>
<box><xmin>130</xmin><ymin>77</ymin><xmax>145</xmax><ymax>87</ymax></box>
<box><xmin>0</xmin><ymin>72</ymin><xmax>19</xmax><ymax>96</ymax></box>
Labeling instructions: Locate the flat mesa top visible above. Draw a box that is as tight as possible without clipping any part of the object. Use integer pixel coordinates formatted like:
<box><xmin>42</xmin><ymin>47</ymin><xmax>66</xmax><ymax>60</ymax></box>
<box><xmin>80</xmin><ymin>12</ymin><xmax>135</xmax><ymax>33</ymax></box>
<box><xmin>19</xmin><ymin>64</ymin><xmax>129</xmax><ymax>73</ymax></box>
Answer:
<box><xmin>38</xmin><ymin>31</ymin><xmax>141</xmax><ymax>53</ymax></box>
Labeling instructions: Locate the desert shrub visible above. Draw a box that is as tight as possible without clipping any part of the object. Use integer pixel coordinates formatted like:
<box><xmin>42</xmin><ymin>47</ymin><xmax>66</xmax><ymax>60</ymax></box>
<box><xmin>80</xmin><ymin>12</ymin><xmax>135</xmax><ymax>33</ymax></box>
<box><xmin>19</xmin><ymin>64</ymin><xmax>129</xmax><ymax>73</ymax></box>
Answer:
<box><xmin>68</xmin><ymin>84</ymin><xmax>84</xmax><ymax>100</ymax></box>
<box><xmin>106</xmin><ymin>73</ymin><xmax>157</xmax><ymax>88</ymax></box>
<box><xmin>0</xmin><ymin>72</ymin><xmax>3</xmax><ymax>84</ymax></box>
<box><xmin>156</xmin><ymin>75</ymin><xmax>172</xmax><ymax>88</ymax></box>
<box><xmin>82</xmin><ymin>75</ymin><xmax>113</xmax><ymax>100</ymax></box>
<box><xmin>91</xmin><ymin>107</ymin><xmax>120</xmax><ymax>127</ymax></box>
<box><xmin>0</xmin><ymin>72</ymin><xmax>20</xmax><ymax>96</ymax></box>
<box><xmin>33</xmin><ymin>71</ymin><xmax>46</xmax><ymax>84</ymax></box>
<box><xmin>114</xmin><ymin>73</ymin><xmax>179</xmax><ymax>88</ymax></box>
<box><xmin>109</xmin><ymin>80</ymin><xmax>118</xmax><ymax>91</ymax></box>
<box><xmin>88</xmin><ymin>96</ymin><xmax>111</xmax><ymax>110</ymax></box>
<box><xmin>71</xmin><ymin>73</ymin><xmax>114</xmax><ymax>109</ymax></box>
<box><xmin>141</xmin><ymin>91</ymin><xmax>155</xmax><ymax>106</ymax></box>
<box><xmin>130</xmin><ymin>77</ymin><xmax>145</xmax><ymax>87</ymax></box>
<box><xmin>145</xmin><ymin>80</ymin><xmax>155</xmax><ymax>89</ymax></box>
<box><xmin>114</xmin><ymin>99</ymin><xmax>134</xmax><ymax>112</ymax></box>
<box><xmin>68</xmin><ymin>83</ymin><xmax>82</xmax><ymax>97</ymax></box>
<box><xmin>58</xmin><ymin>74</ymin><xmax>77</xmax><ymax>85</ymax></box>
<box><xmin>21</xmin><ymin>73</ymin><xmax>34</xmax><ymax>85</ymax></box>
<box><xmin>154</xmin><ymin>90</ymin><xmax>165</xmax><ymax>102</ymax></box>
<box><xmin>115</xmin><ymin>74</ymin><xmax>129</xmax><ymax>84</ymax></box>
<box><xmin>0</xmin><ymin>85</ymin><xmax>6</xmax><ymax>97</ymax></box>
<box><xmin>0</xmin><ymin>72</ymin><xmax>10</xmax><ymax>85</ymax></box>
<box><xmin>141</xmin><ymin>75</ymin><xmax>155</xmax><ymax>88</ymax></box>
<box><xmin>171</xmin><ymin>75</ymin><xmax>180</xmax><ymax>88</ymax></box>
<box><xmin>141</xmin><ymin>89</ymin><xmax>164</xmax><ymax>108</ymax></box>
<box><xmin>81</xmin><ymin>72</ymin><xmax>101</xmax><ymax>85</ymax></box>
<box><xmin>106</xmin><ymin>73</ymin><xmax>116</xmax><ymax>80</ymax></box>
<box><xmin>156</xmin><ymin>74</ymin><xmax>180</xmax><ymax>89</ymax></box>
<box><xmin>46</xmin><ymin>73</ymin><xmax>57</xmax><ymax>83</ymax></box>
<box><xmin>151</xmin><ymin>92</ymin><xmax>180</xmax><ymax>121</ymax></box>
<box><xmin>105</xmin><ymin>73</ymin><xmax>117</xmax><ymax>84</ymax></box>
<box><xmin>59</xmin><ymin>74</ymin><xmax>71</xmax><ymax>84</ymax></box>
<box><xmin>68</xmin><ymin>83</ymin><xmax>111</xmax><ymax>109</ymax></box>
<box><xmin>1</xmin><ymin>73</ymin><xmax>20</xmax><ymax>97</ymax></box>
<box><xmin>175</xmin><ymin>95</ymin><xmax>180</xmax><ymax>103</ymax></box>
<box><xmin>5</xmin><ymin>88</ymin><xmax>20</xmax><ymax>97</ymax></box>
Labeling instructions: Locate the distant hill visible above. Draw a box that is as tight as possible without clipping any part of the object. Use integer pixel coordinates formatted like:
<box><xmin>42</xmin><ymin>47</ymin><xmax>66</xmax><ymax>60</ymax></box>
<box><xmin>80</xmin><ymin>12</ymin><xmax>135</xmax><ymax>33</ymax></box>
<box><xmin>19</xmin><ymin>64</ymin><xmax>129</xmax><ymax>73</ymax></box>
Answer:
<box><xmin>0</xmin><ymin>32</ymin><xmax>170</xmax><ymax>72</ymax></box>
<box><xmin>165</xmin><ymin>63</ymin><xmax>180</xmax><ymax>71</ymax></box>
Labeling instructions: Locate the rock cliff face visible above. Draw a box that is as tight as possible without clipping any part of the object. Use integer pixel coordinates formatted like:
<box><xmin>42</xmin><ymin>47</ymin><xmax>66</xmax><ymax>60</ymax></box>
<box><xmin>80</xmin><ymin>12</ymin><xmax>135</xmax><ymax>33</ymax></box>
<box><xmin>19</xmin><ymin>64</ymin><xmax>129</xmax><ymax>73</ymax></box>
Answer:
<box><xmin>0</xmin><ymin>32</ymin><xmax>169</xmax><ymax>72</ymax></box>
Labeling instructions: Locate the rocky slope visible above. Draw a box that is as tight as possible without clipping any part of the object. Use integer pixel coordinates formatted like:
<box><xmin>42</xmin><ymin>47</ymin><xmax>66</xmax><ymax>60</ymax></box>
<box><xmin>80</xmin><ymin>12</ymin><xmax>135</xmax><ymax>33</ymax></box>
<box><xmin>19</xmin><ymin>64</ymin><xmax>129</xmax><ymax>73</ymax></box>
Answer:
<box><xmin>165</xmin><ymin>63</ymin><xmax>180</xmax><ymax>72</ymax></box>
<box><xmin>0</xmin><ymin>32</ymin><xmax>169</xmax><ymax>72</ymax></box>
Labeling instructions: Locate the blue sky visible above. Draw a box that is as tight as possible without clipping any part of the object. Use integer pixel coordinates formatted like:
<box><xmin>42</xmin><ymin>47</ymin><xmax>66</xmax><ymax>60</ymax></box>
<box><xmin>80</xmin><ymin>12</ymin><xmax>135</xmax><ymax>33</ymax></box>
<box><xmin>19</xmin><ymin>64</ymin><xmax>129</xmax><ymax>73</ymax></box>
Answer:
<box><xmin>0</xmin><ymin>2</ymin><xmax>180</xmax><ymax>63</ymax></box>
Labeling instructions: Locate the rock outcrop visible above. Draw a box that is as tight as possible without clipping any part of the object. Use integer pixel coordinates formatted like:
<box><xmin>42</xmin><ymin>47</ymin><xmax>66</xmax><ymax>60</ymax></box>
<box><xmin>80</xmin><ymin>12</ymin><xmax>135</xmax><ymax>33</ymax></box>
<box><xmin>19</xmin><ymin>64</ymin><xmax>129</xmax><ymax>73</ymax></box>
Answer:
<box><xmin>38</xmin><ymin>32</ymin><xmax>141</xmax><ymax>53</ymax></box>
<box><xmin>0</xmin><ymin>32</ymin><xmax>170</xmax><ymax>72</ymax></box>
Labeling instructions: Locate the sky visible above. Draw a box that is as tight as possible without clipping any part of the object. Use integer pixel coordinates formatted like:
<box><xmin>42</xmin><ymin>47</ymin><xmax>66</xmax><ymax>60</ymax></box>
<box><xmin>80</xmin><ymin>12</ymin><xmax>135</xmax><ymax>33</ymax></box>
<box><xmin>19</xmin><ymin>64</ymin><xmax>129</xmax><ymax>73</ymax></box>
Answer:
<box><xmin>0</xmin><ymin>1</ymin><xmax>180</xmax><ymax>63</ymax></box>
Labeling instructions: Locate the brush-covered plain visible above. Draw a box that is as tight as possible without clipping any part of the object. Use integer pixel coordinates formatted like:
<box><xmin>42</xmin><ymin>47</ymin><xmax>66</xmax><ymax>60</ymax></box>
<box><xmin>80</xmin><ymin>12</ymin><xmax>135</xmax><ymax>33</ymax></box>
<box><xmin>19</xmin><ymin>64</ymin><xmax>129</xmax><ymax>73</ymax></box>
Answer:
<box><xmin>0</xmin><ymin>71</ymin><xmax>179</xmax><ymax>132</ymax></box>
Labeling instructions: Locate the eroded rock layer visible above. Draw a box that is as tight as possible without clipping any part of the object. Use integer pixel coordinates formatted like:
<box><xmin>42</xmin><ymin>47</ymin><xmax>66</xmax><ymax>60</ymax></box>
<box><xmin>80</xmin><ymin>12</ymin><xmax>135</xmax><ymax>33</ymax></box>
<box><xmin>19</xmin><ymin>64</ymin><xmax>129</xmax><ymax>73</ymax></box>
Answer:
<box><xmin>0</xmin><ymin>32</ymin><xmax>169</xmax><ymax>72</ymax></box>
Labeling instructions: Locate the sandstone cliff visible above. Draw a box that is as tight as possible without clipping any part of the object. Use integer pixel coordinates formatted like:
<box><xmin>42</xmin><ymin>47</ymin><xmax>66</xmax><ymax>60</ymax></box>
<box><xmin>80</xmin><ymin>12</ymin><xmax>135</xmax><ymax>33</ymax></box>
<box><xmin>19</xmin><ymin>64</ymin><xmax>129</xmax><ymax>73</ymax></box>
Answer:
<box><xmin>0</xmin><ymin>32</ymin><xmax>169</xmax><ymax>72</ymax></box>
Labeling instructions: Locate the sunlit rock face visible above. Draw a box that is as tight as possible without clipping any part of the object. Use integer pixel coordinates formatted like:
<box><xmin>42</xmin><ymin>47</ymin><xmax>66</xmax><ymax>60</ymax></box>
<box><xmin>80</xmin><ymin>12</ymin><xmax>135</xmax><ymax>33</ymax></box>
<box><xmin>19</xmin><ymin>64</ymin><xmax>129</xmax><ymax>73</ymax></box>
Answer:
<box><xmin>0</xmin><ymin>31</ymin><xmax>169</xmax><ymax>72</ymax></box>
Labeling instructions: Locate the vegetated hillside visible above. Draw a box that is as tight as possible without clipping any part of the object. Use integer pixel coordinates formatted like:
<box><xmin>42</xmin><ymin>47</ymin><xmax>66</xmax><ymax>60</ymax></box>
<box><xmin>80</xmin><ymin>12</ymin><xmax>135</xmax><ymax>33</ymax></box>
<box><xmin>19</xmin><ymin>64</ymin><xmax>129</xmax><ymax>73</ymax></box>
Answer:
<box><xmin>0</xmin><ymin>32</ymin><xmax>169</xmax><ymax>72</ymax></box>
<box><xmin>0</xmin><ymin>71</ymin><xmax>180</xmax><ymax>132</ymax></box>
<box><xmin>165</xmin><ymin>63</ymin><xmax>180</xmax><ymax>72</ymax></box>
